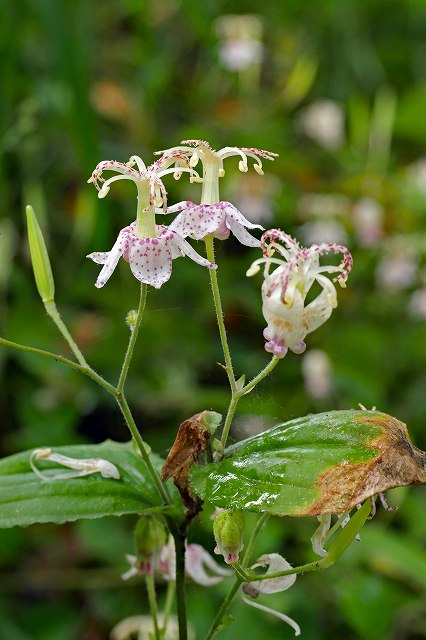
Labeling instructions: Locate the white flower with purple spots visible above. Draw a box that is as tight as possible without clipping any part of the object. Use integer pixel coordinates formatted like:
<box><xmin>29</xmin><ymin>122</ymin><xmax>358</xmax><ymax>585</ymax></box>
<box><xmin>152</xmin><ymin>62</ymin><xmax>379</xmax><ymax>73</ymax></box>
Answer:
<box><xmin>87</xmin><ymin>222</ymin><xmax>216</xmax><ymax>289</ymax></box>
<box><xmin>167</xmin><ymin>200</ymin><xmax>264</xmax><ymax>247</ymax></box>
<box><xmin>247</xmin><ymin>228</ymin><xmax>352</xmax><ymax>358</ymax></box>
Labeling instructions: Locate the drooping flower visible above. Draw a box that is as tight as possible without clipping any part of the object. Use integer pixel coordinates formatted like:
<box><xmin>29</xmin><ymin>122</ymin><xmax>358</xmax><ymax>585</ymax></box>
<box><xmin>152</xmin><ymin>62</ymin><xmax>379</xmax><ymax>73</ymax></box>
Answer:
<box><xmin>247</xmin><ymin>228</ymin><xmax>352</xmax><ymax>358</ymax></box>
<box><xmin>87</xmin><ymin>222</ymin><xmax>216</xmax><ymax>289</ymax></box>
<box><xmin>242</xmin><ymin>553</ymin><xmax>300</xmax><ymax>636</ymax></box>
<box><xmin>122</xmin><ymin>539</ymin><xmax>232</xmax><ymax>586</ymax></box>
<box><xmin>168</xmin><ymin>200</ymin><xmax>263</xmax><ymax>246</ymax></box>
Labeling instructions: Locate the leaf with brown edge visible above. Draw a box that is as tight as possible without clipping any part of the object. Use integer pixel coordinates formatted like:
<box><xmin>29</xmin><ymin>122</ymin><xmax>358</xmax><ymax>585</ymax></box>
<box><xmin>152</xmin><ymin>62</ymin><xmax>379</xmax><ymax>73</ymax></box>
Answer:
<box><xmin>189</xmin><ymin>410</ymin><xmax>426</xmax><ymax>516</ymax></box>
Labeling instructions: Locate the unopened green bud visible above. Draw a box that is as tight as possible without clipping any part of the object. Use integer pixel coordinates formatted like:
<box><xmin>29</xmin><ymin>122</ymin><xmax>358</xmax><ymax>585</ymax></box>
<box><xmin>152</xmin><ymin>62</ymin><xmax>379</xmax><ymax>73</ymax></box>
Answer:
<box><xmin>134</xmin><ymin>515</ymin><xmax>167</xmax><ymax>574</ymax></box>
<box><xmin>213</xmin><ymin>509</ymin><xmax>244</xmax><ymax>564</ymax></box>
<box><xmin>126</xmin><ymin>309</ymin><xmax>138</xmax><ymax>331</ymax></box>
<box><xmin>25</xmin><ymin>205</ymin><xmax>55</xmax><ymax>303</ymax></box>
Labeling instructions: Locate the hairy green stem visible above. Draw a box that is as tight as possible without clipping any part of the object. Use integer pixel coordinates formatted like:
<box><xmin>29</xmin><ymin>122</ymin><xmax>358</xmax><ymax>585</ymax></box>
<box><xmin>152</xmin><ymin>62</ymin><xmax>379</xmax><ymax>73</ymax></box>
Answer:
<box><xmin>117</xmin><ymin>283</ymin><xmax>147</xmax><ymax>392</ymax></box>
<box><xmin>0</xmin><ymin>335</ymin><xmax>168</xmax><ymax>505</ymax></box>
<box><xmin>205</xmin><ymin>578</ymin><xmax>242</xmax><ymax>640</ymax></box>
<box><xmin>219</xmin><ymin>356</ymin><xmax>279</xmax><ymax>455</ymax></box>
<box><xmin>44</xmin><ymin>300</ymin><xmax>88</xmax><ymax>367</ymax></box>
<box><xmin>241</xmin><ymin>513</ymin><xmax>269</xmax><ymax>567</ymax></box>
<box><xmin>161</xmin><ymin>579</ymin><xmax>176</xmax><ymax>638</ymax></box>
<box><xmin>205</xmin><ymin>237</ymin><xmax>236</xmax><ymax>392</ymax></box>
<box><xmin>146</xmin><ymin>573</ymin><xmax>160</xmax><ymax>640</ymax></box>
<box><xmin>115</xmin><ymin>394</ymin><xmax>170</xmax><ymax>505</ymax></box>
<box><xmin>0</xmin><ymin>337</ymin><xmax>116</xmax><ymax>394</ymax></box>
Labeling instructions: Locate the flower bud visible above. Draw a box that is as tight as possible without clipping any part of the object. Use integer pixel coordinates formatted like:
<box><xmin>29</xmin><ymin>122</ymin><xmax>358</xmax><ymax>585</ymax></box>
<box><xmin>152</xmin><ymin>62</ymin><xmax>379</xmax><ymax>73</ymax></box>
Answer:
<box><xmin>126</xmin><ymin>309</ymin><xmax>138</xmax><ymax>331</ymax></box>
<box><xmin>213</xmin><ymin>509</ymin><xmax>244</xmax><ymax>564</ymax></box>
<box><xmin>25</xmin><ymin>205</ymin><xmax>55</xmax><ymax>303</ymax></box>
<box><xmin>134</xmin><ymin>515</ymin><xmax>167</xmax><ymax>574</ymax></box>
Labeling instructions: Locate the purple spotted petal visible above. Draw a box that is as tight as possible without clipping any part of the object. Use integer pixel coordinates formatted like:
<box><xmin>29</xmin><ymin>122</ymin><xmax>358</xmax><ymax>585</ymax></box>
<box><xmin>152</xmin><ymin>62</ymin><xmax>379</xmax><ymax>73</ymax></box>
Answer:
<box><xmin>127</xmin><ymin>236</ymin><xmax>173</xmax><ymax>289</ymax></box>
<box><xmin>87</xmin><ymin>228</ymin><xmax>129</xmax><ymax>288</ymax></box>
<box><xmin>171</xmin><ymin>232</ymin><xmax>217</xmax><ymax>269</ymax></box>
<box><xmin>169</xmin><ymin>203</ymin><xmax>226</xmax><ymax>240</ymax></box>
<box><xmin>224</xmin><ymin>203</ymin><xmax>264</xmax><ymax>231</ymax></box>
<box><xmin>227</xmin><ymin>215</ymin><xmax>262</xmax><ymax>247</ymax></box>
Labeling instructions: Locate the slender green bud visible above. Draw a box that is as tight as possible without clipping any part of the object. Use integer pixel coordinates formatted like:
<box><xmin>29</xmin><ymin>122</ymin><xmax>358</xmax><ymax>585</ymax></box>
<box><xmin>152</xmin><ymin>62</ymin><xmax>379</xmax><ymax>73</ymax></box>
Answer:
<box><xmin>25</xmin><ymin>205</ymin><xmax>55</xmax><ymax>303</ymax></box>
<box><xmin>134</xmin><ymin>515</ymin><xmax>167</xmax><ymax>574</ymax></box>
<box><xmin>213</xmin><ymin>509</ymin><xmax>245</xmax><ymax>564</ymax></box>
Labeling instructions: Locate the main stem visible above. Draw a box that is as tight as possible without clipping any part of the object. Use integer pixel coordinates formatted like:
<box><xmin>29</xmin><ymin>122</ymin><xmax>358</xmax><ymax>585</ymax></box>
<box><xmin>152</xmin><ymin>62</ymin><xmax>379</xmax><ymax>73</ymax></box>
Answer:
<box><xmin>172</xmin><ymin>524</ymin><xmax>188</xmax><ymax>640</ymax></box>
<box><xmin>205</xmin><ymin>236</ymin><xmax>236</xmax><ymax>392</ymax></box>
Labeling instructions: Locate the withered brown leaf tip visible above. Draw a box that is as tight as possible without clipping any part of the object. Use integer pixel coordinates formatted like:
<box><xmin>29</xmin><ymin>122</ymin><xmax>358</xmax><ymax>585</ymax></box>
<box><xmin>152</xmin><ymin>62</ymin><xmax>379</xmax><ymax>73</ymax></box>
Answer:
<box><xmin>161</xmin><ymin>411</ymin><xmax>212</xmax><ymax>516</ymax></box>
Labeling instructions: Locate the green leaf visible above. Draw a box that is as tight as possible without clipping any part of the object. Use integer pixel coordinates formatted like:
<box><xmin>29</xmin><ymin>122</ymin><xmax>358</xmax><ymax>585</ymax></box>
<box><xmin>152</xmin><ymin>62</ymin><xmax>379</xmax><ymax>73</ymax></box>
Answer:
<box><xmin>0</xmin><ymin>440</ymin><xmax>175</xmax><ymax>528</ymax></box>
<box><xmin>189</xmin><ymin>410</ymin><xmax>426</xmax><ymax>516</ymax></box>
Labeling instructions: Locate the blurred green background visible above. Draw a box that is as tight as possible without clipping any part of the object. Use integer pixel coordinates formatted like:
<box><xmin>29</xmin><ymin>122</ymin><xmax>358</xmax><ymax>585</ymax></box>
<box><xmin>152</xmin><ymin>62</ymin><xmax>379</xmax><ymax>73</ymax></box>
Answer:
<box><xmin>1</xmin><ymin>0</ymin><xmax>426</xmax><ymax>638</ymax></box>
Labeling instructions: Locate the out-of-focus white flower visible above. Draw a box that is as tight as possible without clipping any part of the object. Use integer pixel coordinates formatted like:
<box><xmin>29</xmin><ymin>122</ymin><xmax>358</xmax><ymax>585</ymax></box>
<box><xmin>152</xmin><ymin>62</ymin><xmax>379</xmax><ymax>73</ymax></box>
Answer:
<box><xmin>353</xmin><ymin>198</ymin><xmax>384</xmax><ymax>247</ymax></box>
<box><xmin>298</xmin><ymin>100</ymin><xmax>345</xmax><ymax>150</ymax></box>
<box><xmin>242</xmin><ymin>553</ymin><xmax>300</xmax><ymax>636</ymax></box>
<box><xmin>168</xmin><ymin>200</ymin><xmax>263</xmax><ymax>247</ymax></box>
<box><xmin>300</xmin><ymin>219</ymin><xmax>348</xmax><ymax>246</ymax></box>
<box><xmin>215</xmin><ymin>14</ymin><xmax>263</xmax><ymax>72</ymax></box>
<box><xmin>87</xmin><ymin>222</ymin><xmax>215</xmax><ymax>289</ymax></box>
<box><xmin>376</xmin><ymin>251</ymin><xmax>419</xmax><ymax>292</ymax></box>
<box><xmin>408</xmin><ymin>287</ymin><xmax>426</xmax><ymax>319</ymax></box>
<box><xmin>406</xmin><ymin>157</ymin><xmax>426</xmax><ymax>197</ymax></box>
<box><xmin>298</xmin><ymin>193</ymin><xmax>350</xmax><ymax>219</ymax></box>
<box><xmin>301</xmin><ymin>349</ymin><xmax>333</xmax><ymax>399</ymax></box>
<box><xmin>247</xmin><ymin>229</ymin><xmax>352</xmax><ymax>358</ymax></box>
<box><xmin>122</xmin><ymin>540</ymin><xmax>232</xmax><ymax>586</ymax></box>
<box><xmin>110</xmin><ymin>614</ymin><xmax>195</xmax><ymax>640</ymax></box>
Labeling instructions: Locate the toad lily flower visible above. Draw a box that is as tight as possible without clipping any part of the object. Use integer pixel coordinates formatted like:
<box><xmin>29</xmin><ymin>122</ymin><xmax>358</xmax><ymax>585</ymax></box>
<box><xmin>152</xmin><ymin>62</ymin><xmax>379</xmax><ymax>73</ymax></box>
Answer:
<box><xmin>247</xmin><ymin>228</ymin><xmax>352</xmax><ymax>358</ymax></box>
<box><xmin>242</xmin><ymin>553</ymin><xmax>300</xmax><ymax>636</ymax></box>
<box><xmin>168</xmin><ymin>200</ymin><xmax>263</xmax><ymax>247</ymax></box>
<box><xmin>156</xmin><ymin>142</ymin><xmax>277</xmax><ymax>244</ymax></box>
<box><xmin>87</xmin><ymin>222</ymin><xmax>216</xmax><ymax>289</ymax></box>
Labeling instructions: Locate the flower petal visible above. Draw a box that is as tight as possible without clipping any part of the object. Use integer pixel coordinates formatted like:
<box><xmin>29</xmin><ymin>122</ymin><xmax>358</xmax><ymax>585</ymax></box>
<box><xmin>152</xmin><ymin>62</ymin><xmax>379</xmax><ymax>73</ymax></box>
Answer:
<box><xmin>185</xmin><ymin>544</ymin><xmax>232</xmax><ymax>586</ymax></box>
<box><xmin>224</xmin><ymin>203</ymin><xmax>264</xmax><ymax>231</ymax></box>
<box><xmin>227</xmin><ymin>215</ymin><xmax>262</xmax><ymax>247</ymax></box>
<box><xmin>171</xmin><ymin>233</ymin><xmax>217</xmax><ymax>269</ymax></box>
<box><xmin>241</xmin><ymin>595</ymin><xmax>301</xmax><ymax>636</ymax></box>
<box><xmin>249</xmin><ymin>553</ymin><xmax>296</xmax><ymax>594</ymax></box>
<box><xmin>127</xmin><ymin>237</ymin><xmax>173</xmax><ymax>289</ymax></box>
<box><xmin>87</xmin><ymin>229</ymin><xmax>128</xmax><ymax>288</ymax></box>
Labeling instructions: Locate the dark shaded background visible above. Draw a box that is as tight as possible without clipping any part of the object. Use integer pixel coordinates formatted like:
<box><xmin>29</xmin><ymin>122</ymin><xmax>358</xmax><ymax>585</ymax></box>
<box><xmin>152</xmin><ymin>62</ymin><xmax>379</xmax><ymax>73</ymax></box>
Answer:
<box><xmin>1</xmin><ymin>1</ymin><xmax>426</xmax><ymax>638</ymax></box>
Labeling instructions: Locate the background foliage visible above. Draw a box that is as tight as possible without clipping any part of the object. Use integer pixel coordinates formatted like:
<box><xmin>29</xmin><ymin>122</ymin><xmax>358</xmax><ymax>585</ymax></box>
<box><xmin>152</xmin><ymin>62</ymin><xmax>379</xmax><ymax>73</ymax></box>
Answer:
<box><xmin>1</xmin><ymin>0</ymin><xmax>426</xmax><ymax>638</ymax></box>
